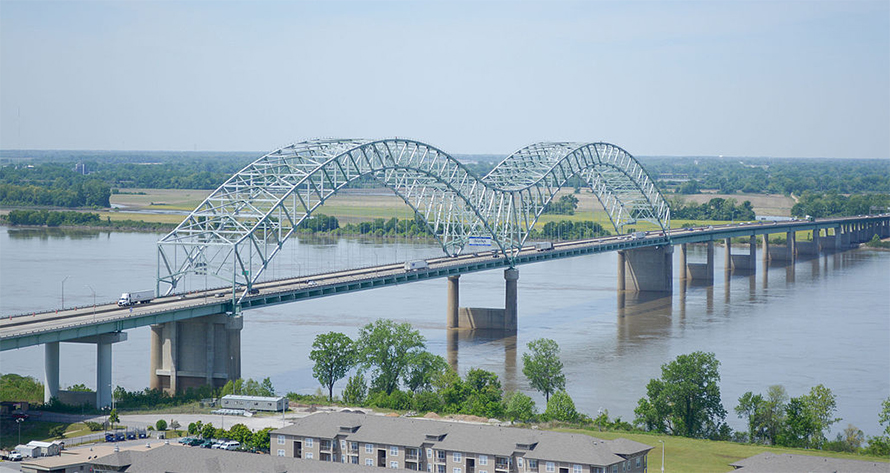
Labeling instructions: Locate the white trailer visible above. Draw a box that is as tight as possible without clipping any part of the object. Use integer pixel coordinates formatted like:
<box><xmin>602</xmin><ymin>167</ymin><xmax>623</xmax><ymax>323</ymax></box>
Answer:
<box><xmin>404</xmin><ymin>260</ymin><xmax>429</xmax><ymax>271</ymax></box>
<box><xmin>632</xmin><ymin>231</ymin><xmax>647</xmax><ymax>240</ymax></box>
<box><xmin>533</xmin><ymin>241</ymin><xmax>553</xmax><ymax>251</ymax></box>
<box><xmin>118</xmin><ymin>290</ymin><xmax>154</xmax><ymax>306</ymax></box>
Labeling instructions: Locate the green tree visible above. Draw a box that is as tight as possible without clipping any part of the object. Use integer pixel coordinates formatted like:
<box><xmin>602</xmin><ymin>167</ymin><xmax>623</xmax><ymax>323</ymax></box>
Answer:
<box><xmin>504</xmin><ymin>391</ymin><xmax>537</xmax><ymax>422</ymax></box>
<box><xmin>220</xmin><ymin>380</ymin><xmax>235</xmax><ymax>397</ymax></box>
<box><xmin>521</xmin><ymin>338</ymin><xmax>565</xmax><ymax>403</ymax></box>
<box><xmin>155</xmin><ymin>419</ymin><xmax>167</xmax><ymax>431</ymax></box>
<box><xmin>461</xmin><ymin>369</ymin><xmax>504</xmax><ymax>418</ymax></box>
<box><xmin>735</xmin><ymin>391</ymin><xmax>765</xmax><ymax>443</ymax></box>
<box><xmin>544</xmin><ymin>390</ymin><xmax>579</xmax><ymax>422</ymax></box>
<box><xmin>309</xmin><ymin>332</ymin><xmax>356</xmax><ymax>401</ymax></box>
<box><xmin>633</xmin><ymin>351</ymin><xmax>727</xmax><ymax>438</ymax></box>
<box><xmin>108</xmin><ymin>408</ymin><xmax>120</xmax><ymax>429</ymax></box>
<box><xmin>404</xmin><ymin>351</ymin><xmax>449</xmax><ymax>393</ymax></box>
<box><xmin>761</xmin><ymin>385</ymin><xmax>788</xmax><ymax>445</ymax></box>
<box><xmin>779</xmin><ymin>384</ymin><xmax>841</xmax><ymax>449</ymax></box>
<box><xmin>259</xmin><ymin>377</ymin><xmax>275</xmax><ymax>397</ymax></box>
<box><xmin>802</xmin><ymin>384</ymin><xmax>841</xmax><ymax>448</ymax></box>
<box><xmin>342</xmin><ymin>373</ymin><xmax>368</xmax><ymax>406</ymax></box>
<box><xmin>356</xmin><ymin>319</ymin><xmax>425</xmax><ymax>394</ymax></box>
<box><xmin>66</xmin><ymin>383</ymin><xmax>93</xmax><ymax>392</ymax></box>
<box><xmin>201</xmin><ymin>422</ymin><xmax>216</xmax><ymax>440</ymax></box>
<box><xmin>252</xmin><ymin>427</ymin><xmax>273</xmax><ymax>451</ymax></box>
<box><xmin>228</xmin><ymin>423</ymin><xmax>253</xmax><ymax>446</ymax></box>
<box><xmin>170</xmin><ymin>420</ymin><xmax>180</xmax><ymax>431</ymax></box>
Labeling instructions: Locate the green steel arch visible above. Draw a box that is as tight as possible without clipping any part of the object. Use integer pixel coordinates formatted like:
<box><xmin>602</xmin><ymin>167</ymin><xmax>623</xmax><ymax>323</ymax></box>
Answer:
<box><xmin>157</xmin><ymin>138</ymin><xmax>669</xmax><ymax>300</ymax></box>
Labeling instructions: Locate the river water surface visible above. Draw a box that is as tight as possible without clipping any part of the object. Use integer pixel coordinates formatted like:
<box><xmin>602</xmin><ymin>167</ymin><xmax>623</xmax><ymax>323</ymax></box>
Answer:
<box><xmin>1</xmin><ymin>227</ymin><xmax>888</xmax><ymax>436</ymax></box>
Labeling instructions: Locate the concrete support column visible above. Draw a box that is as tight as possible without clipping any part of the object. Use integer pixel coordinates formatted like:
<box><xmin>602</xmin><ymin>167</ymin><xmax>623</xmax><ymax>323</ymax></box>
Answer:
<box><xmin>205</xmin><ymin>323</ymin><xmax>216</xmax><ymax>386</ymax></box>
<box><xmin>44</xmin><ymin>342</ymin><xmax>60</xmax><ymax>403</ymax></box>
<box><xmin>97</xmin><ymin>341</ymin><xmax>112</xmax><ymax>408</ymax></box>
<box><xmin>762</xmin><ymin>234</ymin><xmax>770</xmax><ymax>262</ymax></box>
<box><xmin>226</xmin><ymin>315</ymin><xmax>242</xmax><ymax>384</ymax></box>
<box><xmin>620</xmin><ymin>245</ymin><xmax>673</xmax><ymax>292</ymax></box>
<box><xmin>787</xmin><ymin>231</ymin><xmax>796</xmax><ymax>259</ymax></box>
<box><xmin>617</xmin><ymin>251</ymin><xmax>626</xmax><ymax>291</ymax></box>
<box><xmin>679</xmin><ymin>244</ymin><xmax>688</xmax><ymax>280</ymax></box>
<box><xmin>706</xmin><ymin>241</ymin><xmax>715</xmax><ymax>276</ymax></box>
<box><xmin>149</xmin><ymin>325</ymin><xmax>163</xmax><ymax>391</ymax></box>
<box><xmin>813</xmin><ymin>229</ymin><xmax>821</xmax><ymax>253</ymax></box>
<box><xmin>749</xmin><ymin>235</ymin><xmax>756</xmax><ymax>260</ymax></box>
<box><xmin>724</xmin><ymin>238</ymin><xmax>732</xmax><ymax>270</ymax></box>
<box><xmin>167</xmin><ymin>321</ymin><xmax>178</xmax><ymax>394</ymax></box>
<box><xmin>504</xmin><ymin>269</ymin><xmax>519</xmax><ymax>329</ymax></box>
<box><xmin>446</xmin><ymin>275</ymin><xmax>460</xmax><ymax>329</ymax></box>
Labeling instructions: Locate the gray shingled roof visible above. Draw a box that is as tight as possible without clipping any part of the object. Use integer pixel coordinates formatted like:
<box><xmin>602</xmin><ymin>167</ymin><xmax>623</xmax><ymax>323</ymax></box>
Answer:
<box><xmin>89</xmin><ymin>444</ymin><xmax>385</xmax><ymax>472</ymax></box>
<box><xmin>729</xmin><ymin>452</ymin><xmax>890</xmax><ymax>473</ymax></box>
<box><xmin>273</xmin><ymin>412</ymin><xmax>653</xmax><ymax>467</ymax></box>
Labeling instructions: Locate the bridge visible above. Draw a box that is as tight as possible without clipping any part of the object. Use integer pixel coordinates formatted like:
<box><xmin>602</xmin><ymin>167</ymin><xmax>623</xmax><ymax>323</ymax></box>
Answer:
<box><xmin>2</xmin><ymin>138</ymin><xmax>888</xmax><ymax>408</ymax></box>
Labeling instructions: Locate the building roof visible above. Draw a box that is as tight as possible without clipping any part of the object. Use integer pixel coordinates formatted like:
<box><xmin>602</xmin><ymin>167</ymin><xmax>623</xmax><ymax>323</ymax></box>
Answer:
<box><xmin>20</xmin><ymin>441</ymin><xmax>161</xmax><ymax>471</ymax></box>
<box><xmin>729</xmin><ymin>452</ymin><xmax>890</xmax><ymax>473</ymax></box>
<box><xmin>222</xmin><ymin>394</ymin><xmax>285</xmax><ymax>402</ymax></box>
<box><xmin>272</xmin><ymin>412</ymin><xmax>653</xmax><ymax>467</ymax></box>
<box><xmin>90</xmin><ymin>444</ymin><xmax>381</xmax><ymax>473</ymax></box>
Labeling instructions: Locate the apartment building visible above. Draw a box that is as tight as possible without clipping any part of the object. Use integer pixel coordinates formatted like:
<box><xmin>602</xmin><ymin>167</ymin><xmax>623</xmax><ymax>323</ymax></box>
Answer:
<box><xmin>271</xmin><ymin>412</ymin><xmax>652</xmax><ymax>473</ymax></box>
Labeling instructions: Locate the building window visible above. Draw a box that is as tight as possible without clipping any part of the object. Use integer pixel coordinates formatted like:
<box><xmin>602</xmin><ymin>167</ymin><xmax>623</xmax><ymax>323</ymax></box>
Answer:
<box><xmin>306</xmin><ymin>438</ymin><xmax>314</xmax><ymax>448</ymax></box>
<box><xmin>437</xmin><ymin>450</ymin><xmax>446</xmax><ymax>462</ymax></box>
<box><xmin>366</xmin><ymin>443</ymin><xmax>374</xmax><ymax>453</ymax></box>
<box><xmin>479</xmin><ymin>455</ymin><xmax>488</xmax><ymax>466</ymax></box>
<box><xmin>546</xmin><ymin>462</ymin><xmax>555</xmax><ymax>473</ymax></box>
<box><xmin>454</xmin><ymin>468</ymin><xmax>462</xmax><ymax>473</ymax></box>
<box><xmin>453</xmin><ymin>452</ymin><xmax>462</xmax><ymax>462</ymax></box>
<box><xmin>277</xmin><ymin>435</ymin><xmax>285</xmax><ymax>445</ymax></box>
<box><xmin>612</xmin><ymin>466</ymin><xmax>618</xmax><ymax>473</ymax></box>
<box><xmin>342</xmin><ymin>440</ymin><xmax>347</xmax><ymax>449</ymax></box>
<box><xmin>427</xmin><ymin>465</ymin><xmax>432</xmax><ymax>472</ymax></box>
<box><xmin>351</xmin><ymin>456</ymin><xmax>359</xmax><ymax>464</ymax></box>
<box><xmin>518</xmin><ymin>458</ymin><xmax>523</xmax><ymax>468</ymax></box>
<box><xmin>437</xmin><ymin>466</ymin><xmax>446</xmax><ymax>473</ymax></box>
<box><xmin>277</xmin><ymin>449</ymin><xmax>285</xmax><ymax>457</ymax></box>
<box><xmin>367</xmin><ymin>459</ymin><xmax>374</xmax><ymax>466</ymax></box>
<box><xmin>391</xmin><ymin>446</ymin><xmax>399</xmax><ymax>456</ymax></box>
<box><xmin>428</xmin><ymin>449</ymin><xmax>433</xmax><ymax>459</ymax></box>
<box><xmin>529</xmin><ymin>460</ymin><xmax>538</xmax><ymax>469</ymax></box>
<box><xmin>306</xmin><ymin>452</ymin><xmax>314</xmax><ymax>459</ymax></box>
<box><xmin>636</xmin><ymin>457</ymin><xmax>641</xmax><ymax>468</ymax></box>
<box><xmin>574</xmin><ymin>465</ymin><xmax>582</xmax><ymax>473</ymax></box>
<box><xmin>391</xmin><ymin>461</ymin><xmax>399</xmax><ymax>469</ymax></box>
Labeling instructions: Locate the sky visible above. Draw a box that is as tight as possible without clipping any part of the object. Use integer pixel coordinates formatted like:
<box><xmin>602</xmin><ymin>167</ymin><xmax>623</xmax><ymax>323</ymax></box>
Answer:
<box><xmin>1</xmin><ymin>0</ymin><xmax>888</xmax><ymax>158</ymax></box>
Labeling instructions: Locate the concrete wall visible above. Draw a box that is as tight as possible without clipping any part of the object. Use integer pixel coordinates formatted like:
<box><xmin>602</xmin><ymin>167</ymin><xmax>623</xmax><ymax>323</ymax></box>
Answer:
<box><xmin>56</xmin><ymin>390</ymin><xmax>96</xmax><ymax>408</ymax></box>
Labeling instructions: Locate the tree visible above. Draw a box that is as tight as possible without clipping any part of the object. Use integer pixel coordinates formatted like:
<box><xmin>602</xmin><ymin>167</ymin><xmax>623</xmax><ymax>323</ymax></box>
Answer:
<box><xmin>108</xmin><ymin>408</ymin><xmax>120</xmax><ymax>429</ymax></box>
<box><xmin>155</xmin><ymin>419</ymin><xmax>167</xmax><ymax>431</ymax></box>
<box><xmin>201</xmin><ymin>422</ymin><xmax>216</xmax><ymax>440</ymax></box>
<box><xmin>259</xmin><ymin>377</ymin><xmax>275</xmax><ymax>397</ymax></box>
<box><xmin>521</xmin><ymin>338</ymin><xmax>565</xmax><ymax>403</ymax></box>
<box><xmin>404</xmin><ymin>351</ymin><xmax>448</xmax><ymax>393</ymax></box>
<box><xmin>544</xmin><ymin>390</ymin><xmax>579</xmax><ymax>422</ymax></box>
<box><xmin>228</xmin><ymin>423</ymin><xmax>253</xmax><ymax>446</ymax></box>
<box><xmin>761</xmin><ymin>385</ymin><xmax>788</xmax><ymax>445</ymax></box>
<box><xmin>735</xmin><ymin>391</ymin><xmax>765</xmax><ymax>443</ymax></box>
<box><xmin>801</xmin><ymin>384</ymin><xmax>841</xmax><ymax>448</ymax></box>
<box><xmin>309</xmin><ymin>332</ymin><xmax>356</xmax><ymax>401</ymax></box>
<box><xmin>504</xmin><ymin>392</ymin><xmax>537</xmax><ymax>422</ymax></box>
<box><xmin>252</xmin><ymin>427</ymin><xmax>273</xmax><ymax>452</ymax></box>
<box><xmin>170</xmin><ymin>419</ymin><xmax>180</xmax><ymax>431</ymax></box>
<box><xmin>356</xmin><ymin>319</ymin><xmax>425</xmax><ymax>394</ymax></box>
<box><xmin>461</xmin><ymin>369</ymin><xmax>505</xmax><ymax>418</ymax></box>
<box><xmin>633</xmin><ymin>351</ymin><xmax>727</xmax><ymax>438</ymax></box>
<box><xmin>342</xmin><ymin>374</ymin><xmax>367</xmax><ymax>406</ymax></box>
<box><xmin>220</xmin><ymin>380</ymin><xmax>235</xmax><ymax>397</ymax></box>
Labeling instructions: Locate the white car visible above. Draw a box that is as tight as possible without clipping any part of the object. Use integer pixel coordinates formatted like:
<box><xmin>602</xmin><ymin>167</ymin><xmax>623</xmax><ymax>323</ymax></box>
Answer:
<box><xmin>8</xmin><ymin>452</ymin><xmax>23</xmax><ymax>461</ymax></box>
<box><xmin>222</xmin><ymin>441</ymin><xmax>241</xmax><ymax>451</ymax></box>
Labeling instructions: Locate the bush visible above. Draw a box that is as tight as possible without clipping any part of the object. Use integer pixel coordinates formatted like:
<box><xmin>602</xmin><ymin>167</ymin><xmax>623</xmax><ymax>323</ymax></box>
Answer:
<box><xmin>544</xmin><ymin>390</ymin><xmax>579</xmax><ymax>422</ymax></box>
<box><xmin>49</xmin><ymin>425</ymin><xmax>67</xmax><ymax>438</ymax></box>
<box><xmin>84</xmin><ymin>421</ymin><xmax>103</xmax><ymax>431</ymax></box>
<box><xmin>156</xmin><ymin>419</ymin><xmax>167</xmax><ymax>431</ymax></box>
<box><xmin>342</xmin><ymin>374</ymin><xmax>367</xmax><ymax>406</ymax></box>
<box><xmin>367</xmin><ymin>390</ymin><xmax>412</xmax><ymax>410</ymax></box>
<box><xmin>412</xmin><ymin>391</ymin><xmax>444</xmax><ymax>413</ymax></box>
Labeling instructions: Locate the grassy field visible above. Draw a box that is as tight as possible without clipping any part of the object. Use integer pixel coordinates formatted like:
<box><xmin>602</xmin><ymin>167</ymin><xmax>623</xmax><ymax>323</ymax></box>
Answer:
<box><xmin>556</xmin><ymin>428</ymin><xmax>889</xmax><ymax>473</ymax></box>
<box><xmin>108</xmin><ymin>188</ymin><xmax>764</xmax><ymax>232</ymax></box>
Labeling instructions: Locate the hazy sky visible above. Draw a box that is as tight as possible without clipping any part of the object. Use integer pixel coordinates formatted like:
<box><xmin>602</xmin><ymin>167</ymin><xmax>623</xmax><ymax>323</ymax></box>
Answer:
<box><xmin>1</xmin><ymin>0</ymin><xmax>888</xmax><ymax>158</ymax></box>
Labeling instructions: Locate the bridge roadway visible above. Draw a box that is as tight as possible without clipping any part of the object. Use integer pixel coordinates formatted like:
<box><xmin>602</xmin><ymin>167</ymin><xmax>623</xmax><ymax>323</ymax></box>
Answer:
<box><xmin>2</xmin><ymin>214</ymin><xmax>887</xmax><ymax>351</ymax></box>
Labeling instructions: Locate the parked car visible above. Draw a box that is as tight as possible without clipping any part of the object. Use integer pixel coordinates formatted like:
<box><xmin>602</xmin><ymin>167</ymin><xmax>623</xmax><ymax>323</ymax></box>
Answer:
<box><xmin>8</xmin><ymin>452</ymin><xmax>23</xmax><ymax>461</ymax></box>
<box><xmin>222</xmin><ymin>441</ymin><xmax>241</xmax><ymax>451</ymax></box>
<box><xmin>105</xmin><ymin>433</ymin><xmax>116</xmax><ymax>442</ymax></box>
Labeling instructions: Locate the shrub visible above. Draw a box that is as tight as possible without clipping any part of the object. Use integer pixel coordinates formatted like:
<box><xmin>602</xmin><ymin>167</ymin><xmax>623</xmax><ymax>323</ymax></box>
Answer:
<box><xmin>84</xmin><ymin>421</ymin><xmax>103</xmax><ymax>431</ymax></box>
<box><xmin>49</xmin><ymin>425</ymin><xmax>67</xmax><ymax>438</ymax></box>
<box><xmin>156</xmin><ymin>419</ymin><xmax>167</xmax><ymax>431</ymax></box>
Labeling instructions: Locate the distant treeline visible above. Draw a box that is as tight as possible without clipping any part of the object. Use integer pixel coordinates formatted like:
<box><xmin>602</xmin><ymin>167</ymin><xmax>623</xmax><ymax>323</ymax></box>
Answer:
<box><xmin>0</xmin><ymin>163</ymin><xmax>111</xmax><ymax>207</ymax></box>
<box><xmin>669</xmin><ymin>197</ymin><xmax>757</xmax><ymax>221</ymax></box>
<box><xmin>790</xmin><ymin>192</ymin><xmax>890</xmax><ymax>218</ymax></box>
<box><xmin>2</xmin><ymin>210</ymin><xmax>174</xmax><ymax>231</ymax></box>
<box><xmin>643</xmin><ymin>157</ymin><xmax>890</xmax><ymax>195</ymax></box>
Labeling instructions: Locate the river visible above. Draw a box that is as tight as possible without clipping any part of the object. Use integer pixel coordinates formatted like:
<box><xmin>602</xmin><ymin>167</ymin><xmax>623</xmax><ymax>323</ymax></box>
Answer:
<box><xmin>1</xmin><ymin>227</ymin><xmax>888</xmax><ymax>437</ymax></box>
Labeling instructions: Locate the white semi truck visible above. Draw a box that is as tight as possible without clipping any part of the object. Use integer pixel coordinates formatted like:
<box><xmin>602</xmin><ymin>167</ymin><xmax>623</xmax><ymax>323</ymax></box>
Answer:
<box><xmin>118</xmin><ymin>290</ymin><xmax>154</xmax><ymax>307</ymax></box>
<box><xmin>533</xmin><ymin>241</ymin><xmax>554</xmax><ymax>251</ymax></box>
<box><xmin>404</xmin><ymin>260</ymin><xmax>429</xmax><ymax>271</ymax></box>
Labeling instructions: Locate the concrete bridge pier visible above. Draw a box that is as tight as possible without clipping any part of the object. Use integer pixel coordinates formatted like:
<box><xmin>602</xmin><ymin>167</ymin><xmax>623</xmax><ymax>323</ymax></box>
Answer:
<box><xmin>44</xmin><ymin>342</ymin><xmax>59</xmax><ymax>403</ymax></box>
<box><xmin>767</xmin><ymin>231</ymin><xmax>795</xmax><ymax>262</ymax></box>
<box><xmin>726</xmin><ymin>237</ymin><xmax>756</xmax><ymax>271</ymax></box>
<box><xmin>446</xmin><ymin>269</ymin><xmax>518</xmax><ymax>330</ymax></box>
<box><xmin>44</xmin><ymin>334</ymin><xmax>128</xmax><ymax>406</ymax></box>
<box><xmin>618</xmin><ymin>245</ymin><xmax>673</xmax><ymax>292</ymax></box>
<box><xmin>762</xmin><ymin>234</ymin><xmax>770</xmax><ymax>262</ymax></box>
<box><xmin>796</xmin><ymin>230</ymin><xmax>821</xmax><ymax>256</ymax></box>
<box><xmin>149</xmin><ymin>314</ymin><xmax>242</xmax><ymax>394</ymax></box>
<box><xmin>679</xmin><ymin>242</ymin><xmax>714</xmax><ymax>282</ymax></box>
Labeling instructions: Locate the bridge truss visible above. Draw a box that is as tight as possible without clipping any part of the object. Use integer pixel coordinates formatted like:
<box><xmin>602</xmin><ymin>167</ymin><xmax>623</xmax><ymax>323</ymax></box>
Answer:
<box><xmin>157</xmin><ymin>139</ymin><xmax>669</xmax><ymax>300</ymax></box>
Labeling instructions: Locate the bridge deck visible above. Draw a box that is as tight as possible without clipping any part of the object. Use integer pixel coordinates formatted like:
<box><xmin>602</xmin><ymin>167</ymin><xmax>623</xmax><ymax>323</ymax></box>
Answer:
<box><xmin>2</xmin><ymin>215</ymin><xmax>886</xmax><ymax>351</ymax></box>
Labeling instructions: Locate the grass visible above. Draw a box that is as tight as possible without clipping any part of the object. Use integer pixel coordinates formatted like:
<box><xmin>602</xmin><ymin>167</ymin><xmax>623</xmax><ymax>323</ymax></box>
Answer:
<box><xmin>0</xmin><ymin>419</ymin><xmax>67</xmax><ymax>449</ymax></box>
<box><xmin>555</xmin><ymin>428</ymin><xmax>889</xmax><ymax>473</ymax></box>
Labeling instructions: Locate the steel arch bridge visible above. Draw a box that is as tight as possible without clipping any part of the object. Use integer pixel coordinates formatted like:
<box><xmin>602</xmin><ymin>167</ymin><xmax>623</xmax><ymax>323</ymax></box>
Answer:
<box><xmin>157</xmin><ymin>139</ymin><xmax>670</xmax><ymax>300</ymax></box>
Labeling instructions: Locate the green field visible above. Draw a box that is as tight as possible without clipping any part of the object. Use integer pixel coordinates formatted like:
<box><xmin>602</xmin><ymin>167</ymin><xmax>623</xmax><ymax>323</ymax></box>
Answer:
<box><xmin>556</xmin><ymin>428</ymin><xmax>889</xmax><ymax>473</ymax></box>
